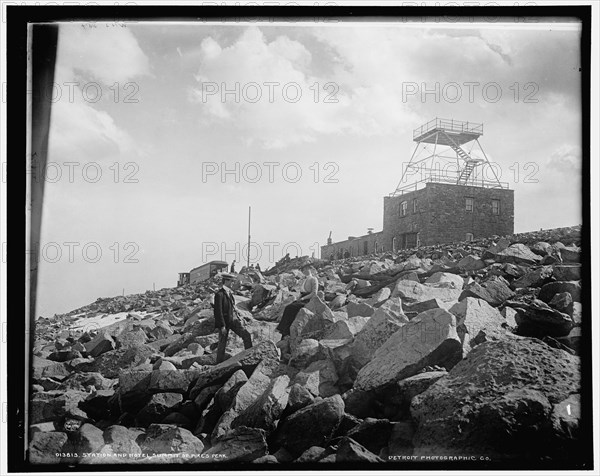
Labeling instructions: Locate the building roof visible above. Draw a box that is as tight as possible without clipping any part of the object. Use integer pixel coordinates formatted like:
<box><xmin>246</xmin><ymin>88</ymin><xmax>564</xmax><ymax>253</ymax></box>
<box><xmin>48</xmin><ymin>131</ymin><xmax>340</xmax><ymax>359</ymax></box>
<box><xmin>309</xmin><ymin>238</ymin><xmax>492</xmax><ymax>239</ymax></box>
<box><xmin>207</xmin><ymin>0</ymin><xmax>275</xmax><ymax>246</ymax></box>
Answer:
<box><xmin>190</xmin><ymin>260</ymin><xmax>228</xmax><ymax>272</ymax></box>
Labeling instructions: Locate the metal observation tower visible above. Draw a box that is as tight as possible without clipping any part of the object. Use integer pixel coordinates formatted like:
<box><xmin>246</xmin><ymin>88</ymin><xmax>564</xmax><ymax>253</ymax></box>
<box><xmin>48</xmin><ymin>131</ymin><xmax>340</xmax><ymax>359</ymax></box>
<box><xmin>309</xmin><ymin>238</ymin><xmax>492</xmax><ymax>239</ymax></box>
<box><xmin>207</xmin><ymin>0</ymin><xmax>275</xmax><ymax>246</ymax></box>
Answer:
<box><xmin>391</xmin><ymin>118</ymin><xmax>508</xmax><ymax>196</ymax></box>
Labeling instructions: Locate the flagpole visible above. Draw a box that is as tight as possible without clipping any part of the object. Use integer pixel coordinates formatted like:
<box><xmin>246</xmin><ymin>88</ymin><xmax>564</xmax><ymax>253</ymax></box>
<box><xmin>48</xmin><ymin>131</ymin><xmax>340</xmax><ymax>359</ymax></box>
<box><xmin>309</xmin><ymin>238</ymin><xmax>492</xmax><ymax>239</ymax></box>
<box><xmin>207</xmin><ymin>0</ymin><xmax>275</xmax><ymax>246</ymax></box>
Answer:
<box><xmin>247</xmin><ymin>206</ymin><xmax>251</xmax><ymax>269</ymax></box>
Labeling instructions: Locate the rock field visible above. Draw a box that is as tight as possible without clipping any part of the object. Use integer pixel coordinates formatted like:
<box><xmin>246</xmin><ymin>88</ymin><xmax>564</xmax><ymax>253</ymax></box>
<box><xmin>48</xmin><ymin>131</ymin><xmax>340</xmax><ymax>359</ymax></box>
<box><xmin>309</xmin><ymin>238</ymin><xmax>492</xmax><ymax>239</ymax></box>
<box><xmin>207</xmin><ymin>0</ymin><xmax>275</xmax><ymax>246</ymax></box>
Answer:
<box><xmin>28</xmin><ymin>225</ymin><xmax>586</xmax><ymax>466</ymax></box>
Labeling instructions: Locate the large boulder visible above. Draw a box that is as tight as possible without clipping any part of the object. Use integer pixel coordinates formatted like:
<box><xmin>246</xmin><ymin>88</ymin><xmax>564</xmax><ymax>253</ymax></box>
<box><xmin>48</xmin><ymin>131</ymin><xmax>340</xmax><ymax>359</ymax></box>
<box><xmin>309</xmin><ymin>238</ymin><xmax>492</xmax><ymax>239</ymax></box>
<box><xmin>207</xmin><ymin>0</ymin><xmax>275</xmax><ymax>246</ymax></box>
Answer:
<box><xmin>458</xmin><ymin>255</ymin><xmax>486</xmax><ymax>272</ymax></box>
<box><xmin>117</xmin><ymin>370</ymin><xmax>153</xmax><ymax>413</ymax></box>
<box><xmin>139</xmin><ymin>424</ymin><xmax>204</xmax><ymax>461</ymax></box>
<box><xmin>80</xmin><ymin>344</ymin><xmax>156</xmax><ymax>378</ymax></box>
<box><xmin>232</xmin><ymin>375</ymin><xmax>290</xmax><ymax>432</ymax></box>
<box><xmin>28</xmin><ymin>431</ymin><xmax>68</xmax><ymax>464</ymax></box>
<box><xmin>410</xmin><ymin>338</ymin><xmax>581</xmax><ymax>459</ymax></box>
<box><xmin>47</xmin><ymin>350</ymin><xmax>82</xmax><ymax>363</ymax></box>
<box><xmin>250</xmin><ymin>283</ymin><xmax>277</xmax><ymax>308</ymax></box>
<box><xmin>323</xmin><ymin>317</ymin><xmax>368</xmax><ymax>340</ymax></box>
<box><xmin>163</xmin><ymin>332</ymin><xmax>199</xmax><ymax>357</ymax></box>
<box><xmin>84</xmin><ymin>332</ymin><xmax>116</xmax><ymax>357</ymax></box>
<box><xmin>214</xmin><ymin>370</ymin><xmax>248</xmax><ymax>411</ymax></box>
<box><xmin>203</xmin><ymin>427</ymin><xmax>268</xmax><ymax>462</ymax></box>
<box><xmin>512</xmin><ymin>299</ymin><xmax>574</xmax><ymax>338</ymax></box>
<box><xmin>449</xmin><ymin>298</ymin><xmax>506</xmax><ymax>354</ymax></box>
<box><xmin>342</xmin><ymin>388</ymin><xmax>378</xmax><ymax>419</ymax></box>
<box><xmin>189</xmin><ymin>340</ymin><xmax>279</xmax><ymax>400</ymax></box>
<box><xmin>552</xmin><ymin>264</ymin><xmax>581</xmax><ymax>282</ymax></box>
<box><xmin>115</xmin><ymin>328</ymin><xmax>148</xmax><ymax>348</ymax></box>
<box><xmin>354</xmin><ymin>309</ymin><xmax>462</xmax><ymax>392</ymax></box>
<box><xmin>289</xmin><ymin>308</ymin><xmax>315</xmax><ymax>339</ymax></box>
<box><xmin>147</xmin><ymin>369</ymin><xmax>202</xmax><ymax>395</ymax></box>
<box><xmin>103</xmin><ymin>425</ymin><xmax>144</xmax><ymax>454</ymax></box>
<box><xmin>79</xmin><ymin>389</ymin><xmax>117</xmax><ymax>421</ymax></box>
<box><xmin>193</xmin><ymin>384</ymin><xmax>221</xmax><ymax>413</ymax></box>
<box><xmin>559</xmin><ymin>246</ymin><xmax>580</xmax><ymax>263</ymax></box>
<box><xmin>424</xmin><ymin>272</ymin><xmax>464</xmax><ymax>290</ymax></box>
<box><xmin>147</xmin><ymin>321</ymin><xmax>174</xmax><ymax>340</ymax></box>
<box><xmin>275</xmin><ymin>394</ymin><xmax>345</xmax><ymax>457</ymax></box>
<box><xmin>336</xmin><ymin>437</ymin><xmax>383</xmax><ymax>462</ymax></box>
<box><xmin>531</xmin><ymin>241</ymin><xmax>553</xmax><ymax>256</ymax></box>
<box><xmin>294</xmin><ymin>445</ymin><xmax>328</xmax><ymax>463</ymax></box>
<box><xmin>304</xmin><ymin>295</ymin><xmax>335</xmax><ymax>321</ymax></box>
<box><xmin>58</xmin><ymin>372</ymin><xmax>113</xmax><ymax>392</ymax></box>
<box><xmin>135</xmin><ymin>392</ymin><xmax>183</xmax><ymax>427</ymax></box>
<box><xmin>64</xmin><ymin>423</ymin><xmax>105</xmax><ymax>454</ymax></box>
<box><xmin>346</xmin><ymin>301</ymin><xmax>375</xmax><ymax>318</ymax></box>
<box><xmin>494</xmin><ymin>244</ymin><xmax>542</xmax><ymax>265</ymax></box>
<box><xmin>549</xmin><ymin>292</ymin><xmax>574</xmax><ymax>316</ymax></box>
<box><xmin>283</xmin><ymin>384</ymin><xmax>315</xmax><ymax>418</ymax></box>
<box><xmin>211</xmin><ymin>362</ymin><xmax>273</xmax><ymax>441</ymax></box>
<box><xmin>511</xmin><ymin>266</ymin><xmax>553</xmax><ymax>289</ymax></box>
<box><xmin>30</xmin><ymin>390</ymin><xmax>89</xmax><ymax>424</ymax></box>
<box><xmin>392</xmin><ymin>280</ymin><xmax>462</xmax><ymax>305</ymax></box>
<box><xmin>381</xmin><ymin>370</ymin><xmax>447</xmax><ymax>420</ymax></box>
<box><xmin>349</xmin><ymin>301</ymin><xmax>409</xmax><ymax>368</ymax></box>
<box><xmin>459</xmin><ymin>276</ymin><xmax>515</xmax><ymax>307</ymax></box>
<box><xmin>289</xmin><ymin>339</ymin><xmax>320</xmax><ymax>369</ymax></box>
<box><xmin>292</xmin><ymin>359</ymin><xmax>339</xmax><ymax>398</ymax></box>
<box><xmin>290</xmin><ymin>308</ymin><xmax>334</xmax><ymax>343</ymax></box>
<box><xmin>32</xmin><ymin>357</ymin><xmax>70</xmax><ymax>381</ymax></box>
<box><xmin>365</xmin><ymin>287</ymin><xmax>392</xmax><ymax>306</ymax></box>
<box><xmin>538</xmin><ymin>281</ymin><xmax>582</xmax><ymax>304</ymax></box>
<box><xmin>402</xmin><ymin>298</ymin><xmax>446</xmax><ymax>318</ymax></box>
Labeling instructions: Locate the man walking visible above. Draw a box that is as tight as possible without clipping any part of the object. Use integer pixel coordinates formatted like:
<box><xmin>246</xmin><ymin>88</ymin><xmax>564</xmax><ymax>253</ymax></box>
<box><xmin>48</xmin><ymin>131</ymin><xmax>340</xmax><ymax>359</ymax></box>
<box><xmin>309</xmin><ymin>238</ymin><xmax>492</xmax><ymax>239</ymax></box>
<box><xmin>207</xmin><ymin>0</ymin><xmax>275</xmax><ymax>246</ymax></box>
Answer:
<box><xmin>214</xmin><ymin>272</ymin><xmax>253</xmax><ymax>363</ymax></box>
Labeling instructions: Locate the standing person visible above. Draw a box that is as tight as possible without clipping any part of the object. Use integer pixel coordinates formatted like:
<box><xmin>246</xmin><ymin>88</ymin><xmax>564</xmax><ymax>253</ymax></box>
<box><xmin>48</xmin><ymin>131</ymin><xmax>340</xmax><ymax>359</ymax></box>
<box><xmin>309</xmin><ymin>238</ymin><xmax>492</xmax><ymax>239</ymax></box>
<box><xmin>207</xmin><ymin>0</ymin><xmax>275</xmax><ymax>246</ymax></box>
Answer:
<box><xmin>255</xmin><ymin>263</ymin><xmax>261</xmax><ymax>273</ymax></box>
<box><xmin>214</xmin><ymin>273</ymin><xmax>252</xmax><ymax>363</ymax></box>
<box><xmin>230</xmin><ymin>260</ymin><xmax>236</xmax><ymax>273</ymax></box>
<box><xmin>276</xmin><ymin>264</ymin><xmax>319</xmax><ymax>338</ymax></box>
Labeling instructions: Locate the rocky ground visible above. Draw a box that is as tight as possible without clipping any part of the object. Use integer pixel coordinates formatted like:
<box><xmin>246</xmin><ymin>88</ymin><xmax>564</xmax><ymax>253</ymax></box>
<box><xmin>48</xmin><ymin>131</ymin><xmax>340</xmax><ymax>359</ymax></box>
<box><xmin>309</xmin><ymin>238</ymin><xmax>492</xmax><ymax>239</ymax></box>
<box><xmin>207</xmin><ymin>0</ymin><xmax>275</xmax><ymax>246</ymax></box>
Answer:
<box><xmin>28</xmin><ymin>225</ymin><xmax>585</xmax><ymax>466</ymax></box>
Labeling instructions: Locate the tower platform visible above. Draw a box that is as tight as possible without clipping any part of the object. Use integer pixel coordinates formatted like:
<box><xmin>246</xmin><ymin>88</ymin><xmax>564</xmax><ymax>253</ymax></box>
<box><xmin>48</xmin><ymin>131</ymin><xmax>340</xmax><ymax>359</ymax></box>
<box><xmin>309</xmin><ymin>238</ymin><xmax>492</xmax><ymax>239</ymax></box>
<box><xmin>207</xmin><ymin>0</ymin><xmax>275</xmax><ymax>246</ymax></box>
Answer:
<box><xmin>413</xmin><ymin>118</ymin><xmax>483</xmax><ymax>146</ymax></box>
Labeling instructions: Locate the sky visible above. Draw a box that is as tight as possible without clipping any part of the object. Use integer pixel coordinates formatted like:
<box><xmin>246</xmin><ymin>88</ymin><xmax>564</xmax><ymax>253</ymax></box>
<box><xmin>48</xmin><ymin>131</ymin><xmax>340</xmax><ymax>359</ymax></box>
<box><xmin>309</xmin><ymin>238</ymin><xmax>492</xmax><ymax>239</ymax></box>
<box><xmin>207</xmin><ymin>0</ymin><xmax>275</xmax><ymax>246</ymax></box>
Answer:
<box><xmin>36</xmin><ymin>18</ymin><xmax>583</xmax><ymax>317</ymax></box>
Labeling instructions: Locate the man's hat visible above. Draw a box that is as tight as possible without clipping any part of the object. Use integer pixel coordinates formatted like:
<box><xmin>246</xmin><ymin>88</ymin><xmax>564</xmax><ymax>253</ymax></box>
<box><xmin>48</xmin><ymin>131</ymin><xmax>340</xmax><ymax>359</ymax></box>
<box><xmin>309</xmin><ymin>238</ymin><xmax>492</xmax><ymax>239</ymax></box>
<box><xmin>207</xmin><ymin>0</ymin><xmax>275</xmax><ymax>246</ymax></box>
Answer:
<box><xmin>219</xmin><ymin>272</ymin><xmax>236</xmax><ymax>281</ymax></box>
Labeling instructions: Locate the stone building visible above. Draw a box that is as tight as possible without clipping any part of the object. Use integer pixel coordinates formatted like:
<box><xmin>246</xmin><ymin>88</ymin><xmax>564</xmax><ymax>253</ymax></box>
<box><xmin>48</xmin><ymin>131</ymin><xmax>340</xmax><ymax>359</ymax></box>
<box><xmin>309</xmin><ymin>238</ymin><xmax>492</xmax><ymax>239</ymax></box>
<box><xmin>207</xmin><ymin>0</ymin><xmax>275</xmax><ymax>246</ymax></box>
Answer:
<box><xmin>322</xmin><ymin>230</ymin><xmax>384</xmax><ymax>261</ymax></box>
<box><xmin>321</xmin><ymin>118</ymin><xmax>515</xmax><ymax>258</ymax></box>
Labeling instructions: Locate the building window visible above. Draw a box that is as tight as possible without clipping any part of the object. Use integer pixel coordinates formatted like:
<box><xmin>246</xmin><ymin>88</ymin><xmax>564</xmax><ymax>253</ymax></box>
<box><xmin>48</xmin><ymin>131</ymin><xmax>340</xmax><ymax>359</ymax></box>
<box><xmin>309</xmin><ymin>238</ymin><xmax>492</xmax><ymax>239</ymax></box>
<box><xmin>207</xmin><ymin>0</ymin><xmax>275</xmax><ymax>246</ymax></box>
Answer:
<box><xmin>401</xmin><ymin>201</ymin><xmax>408</xmax><ymax>216</ymax></box>
<box><xmin>492</xmin><ymin>199</ymin><xmax>500</xmax><ymax>215</ymax></box>
<box><xmin>413</xmin><ymin>199</ymin><xmax>418</xmax><ymax>213</ymax></box>
<box><xmin>465</xmin><ymin>197</ymin><xmax>474</xmax><ymax>212</ymax></box>
<box><xmin>466</xmin><ymin>233</ymin><xmax>474</xmax><ymax>242</ymax></box>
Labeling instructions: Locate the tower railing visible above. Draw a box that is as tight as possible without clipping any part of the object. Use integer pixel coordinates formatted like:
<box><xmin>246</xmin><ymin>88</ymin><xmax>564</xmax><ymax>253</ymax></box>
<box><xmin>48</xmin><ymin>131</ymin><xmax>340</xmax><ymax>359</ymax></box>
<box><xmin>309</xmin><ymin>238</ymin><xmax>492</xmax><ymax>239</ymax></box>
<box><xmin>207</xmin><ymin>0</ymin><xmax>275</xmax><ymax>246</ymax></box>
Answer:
<box><xmin>390</xmin><ymin>169</ymin><xmax>509</xmax><ymax>195</ymax></box>
<box><xmin>413</xmin><ymin>118</ymin><xmax>483</xmax><ymax>140</ymax></box>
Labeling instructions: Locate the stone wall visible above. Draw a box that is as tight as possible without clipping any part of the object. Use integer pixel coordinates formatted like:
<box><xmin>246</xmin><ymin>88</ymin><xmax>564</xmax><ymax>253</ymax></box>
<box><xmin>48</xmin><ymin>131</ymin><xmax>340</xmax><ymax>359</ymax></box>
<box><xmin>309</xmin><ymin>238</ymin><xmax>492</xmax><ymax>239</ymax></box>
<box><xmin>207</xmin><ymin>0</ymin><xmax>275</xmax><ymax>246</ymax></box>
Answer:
<box><xmin>383</xmin><ymin>183</ymin><xmax>514</xmax><ymax>249</ymax></box>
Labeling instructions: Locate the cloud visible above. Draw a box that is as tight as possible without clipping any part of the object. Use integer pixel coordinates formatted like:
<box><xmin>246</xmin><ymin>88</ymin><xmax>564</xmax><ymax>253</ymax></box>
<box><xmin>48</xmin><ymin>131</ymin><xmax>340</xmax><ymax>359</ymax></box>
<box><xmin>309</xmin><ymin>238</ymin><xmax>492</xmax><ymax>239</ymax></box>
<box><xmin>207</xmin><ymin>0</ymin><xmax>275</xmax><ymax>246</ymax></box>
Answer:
<box><xmin>548</xmin><ymin>144</ymin><xmax>582</xmax><ymax>172</ymax></box>
<box><xmin>58</xmin><ymin>24</ymin><xmax>151</xmax><ymax>84</ymax></box>
<box><xmin>48</xmin><ymin>24</ymin><xmax>151</xmax><ymax>162</ymax></box>
<box><xmin>48</xmin><ymin>67</ymin><xmax>137</xmax><ymax>162</ymax></box>
<box><xmin>188</xmin><ymin>26</ymin><xmax>420</xmax><ymax>149</ymax></box>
